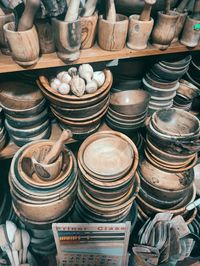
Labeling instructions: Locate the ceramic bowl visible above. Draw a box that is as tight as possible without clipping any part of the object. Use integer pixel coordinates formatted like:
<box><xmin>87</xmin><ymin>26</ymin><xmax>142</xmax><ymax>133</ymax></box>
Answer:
<box><xmin>1</xmin><ymin>98</ymin><xmax>47</xmax><ymax>118</ymax></box>
<box><xmin>144</xmin><ymin>72</ymin><xmax>178</xmax><ymax>89</ymax></box>
<box><xmin>160</xmin><ymin>54</ymin><xmax>192</xmax><ymax>68</ymax></box>
<box><xmin>107</xmin><ymin>108</ymin><xmax>147</xmax><ymax>124</ymax></box>
<box><xmin>151</xmin><ymin>108</ymin><xmax>200</xmax><ymax>138</ymax></box>
<box><xmin>106</xmin><ymin>113</ymin><xmax>146</xmax><ymax>129</ymax></box>
<box><xmin>5</xmin><ymin>108</ymin><xmax>49</xmax><ymax>128</ymax></box>
<box><xmin>51</xmin><ymin>95</ymin><xmax>109</xmax><ymax>119</ymax></box>
<box><xmin>109</xmin><ymin>90</ymin><xmax>151</xmax><ymax>115</ymax></box>
<box><xmin>152</xmin><ymin>63</ymin><xmax>188</xmax><ymax>81</ymax></box>
<box><xmin>108</xmin><ymin>107</ymin><xmax>147</xmax><ymax>120</ymax></box>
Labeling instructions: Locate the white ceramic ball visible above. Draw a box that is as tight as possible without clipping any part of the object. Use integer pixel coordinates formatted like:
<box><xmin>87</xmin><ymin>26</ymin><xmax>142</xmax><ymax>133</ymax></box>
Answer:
<box><xmin>50</xmin><ymin>78</ymin><xmax>61</xmax><ymax>90</ymax></box>
<box><xmin>57</xmin><ymin>83</ymin><xmax>70</xmax><ymax>95</ymax></box>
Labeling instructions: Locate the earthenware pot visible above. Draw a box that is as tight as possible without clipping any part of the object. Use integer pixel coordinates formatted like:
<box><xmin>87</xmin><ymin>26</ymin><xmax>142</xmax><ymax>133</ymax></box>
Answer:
<box><xmin>52</xmin><ymin>18</ymin><xmax>81</xmax><ymax>62</ymax></box>
<box><xmin>3</xmin><ymin>22</ymin><xmax>40</xmax><ymax>66</ymax></box>
<box><xmin>151</xmin><ymin>11</ymin><xmax>179</xmax><ymax>50</ymax></box>
<box><xmin>127</xmin><ymin>15</ymin><xmax>154</xmax><ymax>50</ymax></box>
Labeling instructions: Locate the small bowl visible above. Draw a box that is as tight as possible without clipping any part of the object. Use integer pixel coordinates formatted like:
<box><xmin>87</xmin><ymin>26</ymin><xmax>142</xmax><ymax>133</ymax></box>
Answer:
<box><xmin>151</xmin><ymin>108</ymin><xmax>200</xmax><ymax>138</ymax></box>
<box><xmin>160</xmin><ymin>54</ymin><xmax>192</xmax><ymax>68</ymax></box>
<box><xmin>144</xmin><ymin>72</ymin><xmax>178</xmax><ymax>89</ymax></box>
<box><xmin>110</xmin><ymin>90</ymin><xmax>151</xmax><ymax>115</ymax></box>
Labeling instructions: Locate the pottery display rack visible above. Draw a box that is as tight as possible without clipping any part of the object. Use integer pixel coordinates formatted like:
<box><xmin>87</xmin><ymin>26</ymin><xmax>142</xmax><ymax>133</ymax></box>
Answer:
<box><xmin>0</xmin><ymin>41</ymin><xmax>200</xmax><ymax>160</ymax></box>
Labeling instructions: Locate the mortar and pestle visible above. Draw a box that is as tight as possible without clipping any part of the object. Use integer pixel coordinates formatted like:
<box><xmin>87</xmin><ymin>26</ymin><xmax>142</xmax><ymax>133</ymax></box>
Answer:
<box><xmin>0</xmin><ymin>8</ymin><xmax>15</xmax><ymax>55</ymax></box>
<box><xmin>3</xmin><ymin>0</ymin><xmax>40</xmax><ymax>66</ymax></box>
<box><xmin>180</xmin><ymin>0</ymin><xmax>200</xmax><ymax>48</ymax></box>
<box><xmin>80</xmin><ymin>0</ymin><xmax>98</xmax><ymax>49</ymax></box>
<box><xmin>98</xmin><ymin>0</ymin><xmax>128</xmax><ymax>51</ymax></box>
<box><xmin>30</xmin><ymin>129</ymin><xmax>72</xmax><ymax>181</ymax></box>
<box><xmin>52</xmin><ymin>0</ymin><xmax>82</xmax><ymax>62</ymax></box>
<box><xmin>172</xmin><ymin>0</ymin><xmax>190</xmax><ymax>43</ymax></box>
<box><xmin>151</xmin><ymin>0</ymin><xmax>179</xmax><ymax>50</ymax></box>
<box><xmin>127</xmin><ymin>0</ymin><xmax>156</xmax><ymax>50</ymax></box>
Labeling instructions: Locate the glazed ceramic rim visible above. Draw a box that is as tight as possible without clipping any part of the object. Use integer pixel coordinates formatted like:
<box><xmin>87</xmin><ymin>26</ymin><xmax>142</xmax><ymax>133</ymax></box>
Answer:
<box><xmin>143</xmin><ymin>78</ymin><xmax>179</xmax><ymax>92</ymax></box>
<box><xmin>39</xmin><ymin>70</ymin><xmax>111</xmax><ymax>101</ymax></box>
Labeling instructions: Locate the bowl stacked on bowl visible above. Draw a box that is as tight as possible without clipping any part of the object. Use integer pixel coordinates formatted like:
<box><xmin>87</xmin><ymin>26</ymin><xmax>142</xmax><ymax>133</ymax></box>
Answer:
<box><xmin>106</xmin><ymin>90</ymin><xmax>150</xmax><ymax>136</ymax></box>
<box><xmin>187</xmin><ymin>56</ymin><xmax>200</xmax><ymax>88</ymax></box>
<box><xmin>37</xmin><ymin>70</ymin><xmax>112</xmax><ymax>140</ymax></box>
<box><xmin>9</xmin><ymin>139</ymin><xmax>78</xmax><ymax>253</ymax></box>
<box><xmin>136</xmin><ymin>108</ymin><xmax>199</xmax><ymax>222</ymax></box>
<box><xmin>77</xmin><ymin>131</ymin><xmax>140</xmax><ymax>222</ymax></box>
<box><xmin>142</xmin><ymin>55</ymin><xmax>191</xmax><ymax>115</ymax></box>
<box><xmin>0</xmin><ymin>107</ymin><xmax>7</xmax><ymax>151</ymax></box>
<box><xmin>0</xmin><ymin>81</ymin><xmax>51</xmax><ymax>147</ymax></box>
<box><xmin>173</xmin><ymin>79</ymin><xmax>200</xmax><ymax>111</ymax></box>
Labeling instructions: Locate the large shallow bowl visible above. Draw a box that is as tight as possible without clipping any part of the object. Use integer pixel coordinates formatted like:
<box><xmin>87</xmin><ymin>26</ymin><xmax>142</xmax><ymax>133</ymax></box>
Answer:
<box><xmin>110</xmin><ymin>90</ymin><xmax>150</xmax><ymax>115</ymax></box>
<box><xmin>39</xmin><ymin>69</ymin><xmax>110</xmax><ymax>101</ymax></box>
<box><xmin>151</xmin><ymin>108</ymin><xmax>200</xmax><ymax>137</ymax></box>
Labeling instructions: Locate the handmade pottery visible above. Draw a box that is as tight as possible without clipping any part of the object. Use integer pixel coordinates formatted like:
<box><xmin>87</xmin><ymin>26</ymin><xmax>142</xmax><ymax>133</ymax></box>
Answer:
<box><xmin>180</xmin><ymin>16</ymin><xmax>200</xmax><ymax>48</ymax></box>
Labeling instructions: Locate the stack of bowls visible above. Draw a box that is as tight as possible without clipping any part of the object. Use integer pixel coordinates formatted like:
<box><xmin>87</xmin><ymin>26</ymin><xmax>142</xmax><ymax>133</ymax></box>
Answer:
<box><xmin>0</xmin><ymin>107</ymin><xmax>7</xmax><ymax>151</ymax></box>
<box><xmin>0</xmin><ymin>81</ymin><xmax>51</xmax><ymax>147</ymax></box>
<box><xmin>173</xmin><ymin>79</ymin><xmax>200</xmax><ymax>111</ymax></box>
<box><xmin>9</xmin><ymin>139</ymin><xmax>78</xmax><ymax>254</ymax></box>
<box><xmin>77</xmin><ymin>131</ymin><xmax>140</xmax><ymax>223</ymax></box>
<box><xmin>187</xmin><ymin>56</ymin><xmax>200</xmax><ymax>88</ymax></box>
<box><xmin>106</xmin><ymin>90</ymin><xmax>150</xmax><ymax>136</ymax></box>
<box><xmin>37</xmin><ymin>70</ymin><xmax>112</xmax><ymax>140</ymax></box>
<box><xmin>142</xmin><ymin>55</ymin><xmax>191</xmax><ymax>115</ymax></box>
<box><xmin>136</xmin><ymin>108</ymin><xmax>199</xmax><ymax>222</ymax></box>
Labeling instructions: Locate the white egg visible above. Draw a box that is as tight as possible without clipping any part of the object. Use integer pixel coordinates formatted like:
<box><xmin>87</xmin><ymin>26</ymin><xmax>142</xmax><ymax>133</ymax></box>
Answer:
<box><xmin>60</xmin><ymin>73</ymin><xmax>72</xmax><ymax>84</ymax></box>
<box><xmin>50</xmin><ymin>78</ymin><xmax>61</xmax><ymax>90</ymax></box>
<box><xmin>57</xmin><ymin>83</ymin><xmax>70</xmax><ymax>95</ymax></box>
<box><xmin>57</xmin><ymin>71</ymin><xmax>66</xmax><ymax>81</ymax></box>
<box><xmin>93</xmin><ymin>71</ymin><xmax>106</xmax><ymax>87</ymax></box>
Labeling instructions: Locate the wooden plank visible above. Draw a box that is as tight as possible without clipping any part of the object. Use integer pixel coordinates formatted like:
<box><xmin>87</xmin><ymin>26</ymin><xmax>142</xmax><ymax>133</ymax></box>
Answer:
<box><xmin>0</xmin><ymin>42</ymin><xmax>200</xmax><ymax>74</ymax></box>
<box><xmin>0</xmin><ymin>122</ymin><xmax>76</xmax><ymax>160</ymax></box>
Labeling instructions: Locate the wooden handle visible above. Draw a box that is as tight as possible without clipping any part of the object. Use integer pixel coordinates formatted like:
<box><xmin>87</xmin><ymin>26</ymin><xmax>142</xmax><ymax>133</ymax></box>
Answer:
<box><xmin>18</xmin><ymin>0</ymin><xmax>41</xmax><ymax>31</ymax></box>
<box><xmin>106</xmin><ymin>0</ymin><xmax>116</xmax><ymax>22</ymax></box>
<box><xmin>64</xmin><ymin>0</ymin><xmax>81</xmax><ymax>22</ymax></box>
<box><xmin>176</xmin><ymin>0</ymin><xmax>190</xmax><ymax>13</ymax></box>
<box><xmin>164</xmin><ymin>0</ymin><xmax>171</xmax><ymax>15</ymax></box>
<box><xmin>193</xmin><ymin>0</ymin><xmax>200</xmax><ymax>20</ymax></box>
<box><xmin>43</xmin><ymin>129</ymin><xmax>72</xmax><ymax>164</ymax></box>
<box><xmin>139</xmin><ymin>1</ymin><xmax>156</xmax><ymax>21</ymax></box>
<box><xmin>81</xmin><ymin>0</ymin><xmax>98</xmax><ymax>17</ymax></box>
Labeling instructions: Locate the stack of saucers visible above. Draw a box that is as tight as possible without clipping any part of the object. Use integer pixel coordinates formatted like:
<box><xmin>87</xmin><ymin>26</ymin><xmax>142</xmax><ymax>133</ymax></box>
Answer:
<box><xmin>0</xmin><ymin>107</ymin><xmax>7</xmax><ymax>151</ymax></box>
<box><xmin>136</xmin><ymin>108</ymin><xmax>199</xmax><ymax>222</ymax></box>
<box><xmin>106</xmin><ymin>90</ymin><xmax>150</xmax><ymax>136</ymax></box>
<box><xmin>142</xmin><ymin>55</ymin><xmax>191</xmax><ymax>115</ymax></box>
<box><xmin>77</xmin><ymin>131</ymin><xmax>140</xmax><ymax>223</ymax></box>
<box><xmin>9</xmin><ymin>139</ymin><xmax>78</xmax><ymax>255</ymax></box>
<box><xmin>0</xmin><ymin>81</ymin><xmax>51</xmax><ymax>147</ymax></box>
<box><xmin>38</xmin><ymin>70</ymin><xmax>112</xmax><ymax>140</ymax></box>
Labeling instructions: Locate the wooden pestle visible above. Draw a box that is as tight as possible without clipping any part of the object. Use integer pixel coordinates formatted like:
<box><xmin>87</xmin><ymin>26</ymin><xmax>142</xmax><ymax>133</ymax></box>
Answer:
<box><xmin>176</xmin><ymin>0</ymin><xmax>190</xmax><ymax>13</ymax></box>
<box><xmin>18</xmin><ymin>0</ymin><xmax>41</xmax><ymax>31</ymax></box>
<box><xmin>81</xmin><ymin>0</ymin><xmax>98</xmax><ymax>17</ymax></box>
<box><xmin>164</xmin><ymin>0</ymin><xmax>171</xmax><ymax>15</ymax></box>
<box><xmin>139</xmin><ymin>0</ymin><xmax>156</xmax><ymax>21</ymax></box>
<box><xmin>43</xmin><ymin>129</ymin><xmax>72</xmax><ymax>164</ymax></box>
<box><xmin>193</xmin><ymin>0</ymin><xmax>200</xmax><ymax>20</ymax></box>
<box><xmin>64</xmin><ymin>0</ymin><xmax>81</xmax><ymax>22</ymax></box>
<box><xmin>107</xmin><ymin>0</ymin><xmax>116</xmax><ymax>22</ymax></box>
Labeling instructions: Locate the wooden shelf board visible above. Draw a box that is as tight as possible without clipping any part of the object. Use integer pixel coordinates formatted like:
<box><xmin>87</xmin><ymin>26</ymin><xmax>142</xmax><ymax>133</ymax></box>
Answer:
<box><xmin>1</xmin><ymin>42</ymin><xmax>200</xmax><ymax>74</ymax></box>
<box><xmin>0</xmin><ymin>123</ymin><xmax>76</xmax><ymax>160</ymax></box>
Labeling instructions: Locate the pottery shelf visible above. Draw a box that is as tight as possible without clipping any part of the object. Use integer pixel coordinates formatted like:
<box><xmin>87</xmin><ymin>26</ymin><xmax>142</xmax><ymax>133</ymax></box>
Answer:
<box><xmin>1</xmin><ymin>42</ymin><xmax>200</xmax><ymax>74</ymax></box>
<box><xmin>0</xmin><ymin>122</ymin><xmax>76</xmax><ymax>160</ymax></box>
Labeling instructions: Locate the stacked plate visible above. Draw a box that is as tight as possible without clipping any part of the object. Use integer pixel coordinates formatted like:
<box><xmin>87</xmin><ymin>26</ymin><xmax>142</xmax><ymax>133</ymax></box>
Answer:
<box><xmin>173</xmin><ymin>79</ymin><xmax>200</xmax><ymax>111</ymax></box>
<box><xmin>0</xmin><ymin>81</ymin><xmax>51</xmax><ymax>147</ymax></box>
<box><xmin>106</xmin><ymin>90</ymin><xmax>150</xmax><ymax>135</ymax></box>
<box><xmin>37</xmin><ymin>70</ymin><xmax>112</xmax><ymax>140</ymax></box>
<box><xmin>0</xmin><ymin>107</ymin><xmax>7</xmax><ymax>151</ymax></box>
<box><xmin>77</xmin><ymin>131</ymin><xmax>140</xmax><ymax>222</ymax></box>
<box><xmin>136</xmin><ymin>108</ymin><xmax>199</xmax><ymax>221</ymax></box>
<box><xmin>9</xmin><ymin>139</ymin><xmax>78</xmax><ymax>225</ymax></box>
<box><xmin>142</xmin><ymin>54</ymin><xmax>191</xmax><ymax>115</ymax></box>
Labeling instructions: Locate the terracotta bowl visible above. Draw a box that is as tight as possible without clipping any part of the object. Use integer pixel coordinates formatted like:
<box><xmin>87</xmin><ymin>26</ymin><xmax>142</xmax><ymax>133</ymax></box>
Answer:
<box><xmin>1</xmin><ymin>98</ymin><xmax>47</xmax><ymax>118</ymax></box>
<box><xmin>151</xmin><ymin>108</ymin><xmax>200</xmax><ymax>138</ymax></box>
<box><xmin>37</xmin><ymin>72</ymin><xmax>112</xmax><ymax>108</ymax></box>
<box><xmin>107</xmin><ymin>108</ymin><xmax>147</xmax><ymax>124</ymax></box>
<box><xmin>160</xmin><ymin>54</ymin><xmax>192</xmax><ymax>68</ymax></box>
<box><xmin>109</xmin><ymin>90</ymin><xmax>151</xmax><ymax>115</ymax></box>
<box><xmin>106</xmin><ymin>113</ymin><xmax>146</xmax><ymax>129</ymax></box>
<box><xmin>139</xmin><ymin>158</ymin><xmax>194</xmax><ymax>191</ymax></box>
<box><xmin>51</xmin><ymin>95</ymin><xmax>109</xmax><ymax>119</ymax></box>
<box><xmin>39</xmin><ymin>69</ymin><xmax>110</xmax><ymax>101</ymax></box>
<box><xmin>144</xmin><ymin>72</ymin><xmax>178</xmax><ymax>89</ymax></box>
<box><xmin>5</xmin><ymin>108</ymin><xmax>49</xmax><ymax>128</ymax></box>
<box><xmin>108</xmin><ymin>107</ymin><xmax>147</xmax><ymax>120</ymax></box>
